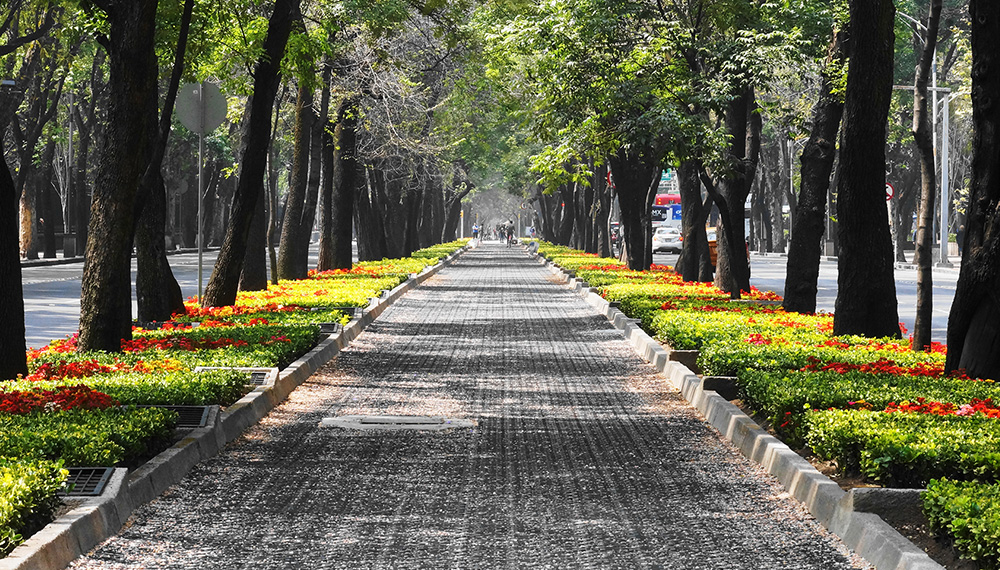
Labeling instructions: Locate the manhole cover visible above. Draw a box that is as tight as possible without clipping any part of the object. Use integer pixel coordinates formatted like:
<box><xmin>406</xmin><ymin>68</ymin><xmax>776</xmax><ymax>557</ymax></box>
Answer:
<box><xmin>60</xmin><ymin>467</ymin><xmax>115</xmax><ymax>497</ymax></box>
<box><xmin>321</xmin><ymin>415</ymin><xmax>475</xmax><ymax>431</ymax></box>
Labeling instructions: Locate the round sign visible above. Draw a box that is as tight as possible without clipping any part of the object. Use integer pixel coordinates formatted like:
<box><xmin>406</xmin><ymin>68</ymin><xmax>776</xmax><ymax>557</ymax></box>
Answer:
<box><xmin>885</xmin><ymin>183</ymin><xmax>895</xmax><ymax>201</ymax></box>
<box><xmin>176</xmin><ymin>82</ymin><xmax>227</xmax><ymax>134</ymax></box>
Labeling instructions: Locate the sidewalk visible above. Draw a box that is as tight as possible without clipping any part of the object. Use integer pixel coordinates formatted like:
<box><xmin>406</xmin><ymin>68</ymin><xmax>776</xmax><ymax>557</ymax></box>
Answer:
<box><xmin>68</xmin><ymin>244</ymin><xmax>867</xmax><ymax>569</ymax></box>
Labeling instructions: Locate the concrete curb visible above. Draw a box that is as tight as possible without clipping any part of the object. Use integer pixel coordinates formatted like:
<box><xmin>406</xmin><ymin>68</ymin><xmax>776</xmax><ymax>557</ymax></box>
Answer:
<box><xmin>1</xmin><ymin>246</ymin><xmax>468</xmax><ymax>570</ymax></box>
<box><xmin>532</xmin><ymin>251</ymin><xmax>944</xmax><ymax>570</ymax></box>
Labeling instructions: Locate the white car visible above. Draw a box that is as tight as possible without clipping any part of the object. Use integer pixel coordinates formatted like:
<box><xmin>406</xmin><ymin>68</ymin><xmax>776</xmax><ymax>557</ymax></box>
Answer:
<box><xmin>652</xmin><ymin>227</ymin><xmax>682</xmax><ymax>253</ymax></box>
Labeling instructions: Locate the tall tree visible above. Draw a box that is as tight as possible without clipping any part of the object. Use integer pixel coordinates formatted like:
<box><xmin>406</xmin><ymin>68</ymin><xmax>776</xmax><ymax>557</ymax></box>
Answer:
<box><xmin>909</xmin><ymin>0</ymin><xmax>943</xmax><ymax>351</ymax></box>
<box><xmin>202</xmin><ymin>0</ymin><xmax>299</xmax><ymax>308</ymax></box>
<box><xmin>0</xmin><ymin>155</ymin><xmax>26</xmax><ymax>378</ymax></box>
<box><xmin>784</xmin><ymin>28</ymin><xmax>847</xmax><ymax>313</ymax></box>
<box><xmin>944</xmin><ymin>0</ymin><xmax>1000</xmax><ymax>377</ymax></box>
<box><xmin>135</xmin><ymin>0</ymin><xmax>195</xmax><ymax>323</ymax></box>
<box><xmin>833</xmin><ymin>0</ymin><xmax>900</xmax><ymax>338</ymax></box>
<box><xmin>78</xmin><ymin>0</ymin><xmax>160</xmax><ymax>352</ymax></box>
<box><xmin>318</xmin><ymin>95</ymin><xmax>359</xmax><ymax>271</ymax></box>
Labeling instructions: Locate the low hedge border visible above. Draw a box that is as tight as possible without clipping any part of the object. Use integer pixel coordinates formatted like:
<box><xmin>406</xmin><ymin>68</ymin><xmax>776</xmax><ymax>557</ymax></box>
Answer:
<box><xmin>0</xmin><ymin>243</ymin><xmax>469</xmax><ymax>570</ymax></box>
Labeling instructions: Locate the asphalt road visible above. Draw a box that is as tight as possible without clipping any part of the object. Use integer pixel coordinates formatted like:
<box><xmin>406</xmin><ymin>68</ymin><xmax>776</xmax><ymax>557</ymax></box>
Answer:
<box><xmin>19</xmin><ymin>246</ymin><xmax>958</xmax><ymax>350</ymax></box>
<box><xmin>20</xmin><ymin>245</ymin><xmax>335</xmax><ymax>350</ymax></box>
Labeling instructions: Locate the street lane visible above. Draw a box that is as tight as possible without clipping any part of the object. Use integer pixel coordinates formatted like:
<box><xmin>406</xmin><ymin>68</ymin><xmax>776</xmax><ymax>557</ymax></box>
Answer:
<box><xmin>20</xmin><ymin>246</ymin><xmax>958</xmax><ymax>350</ymax></box>
<box><xmin>652</xmin><ymin>251</ymin><xmax>958</xmax><ymax>343</ymax></box>
<box><xmin>20</xmin><ymin>244</ymin><xmax>338</xmax><ymax>349</ymax></box>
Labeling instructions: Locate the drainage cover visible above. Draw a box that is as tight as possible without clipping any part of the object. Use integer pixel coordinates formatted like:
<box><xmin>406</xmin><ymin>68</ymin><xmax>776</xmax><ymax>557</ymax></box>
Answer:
<box><xmin>61</xmin><ymin>467</ymin><xmax>115</xmax><ymax>497</ymax></box>
<box><xmin>248</xmin><ymin>371</ymin><xmax>269</xmax><ymax>386</ymax></box>
<box><xmin>138</xmin><ymin>405</ymin><xmax>211</xmax><ymax>428</ymax></box>
<box><xmin>321</xmin><ymin>415</ymin><xmax>475</xmax><ymax>431</ymax></box>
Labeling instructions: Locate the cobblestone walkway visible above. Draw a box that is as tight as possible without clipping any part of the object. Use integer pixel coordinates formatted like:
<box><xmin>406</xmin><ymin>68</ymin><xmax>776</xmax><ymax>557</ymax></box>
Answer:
<box><xmin>70</xmin><ymin>244</ymin><xmax>869</xmax><ymax>569</ymax></box>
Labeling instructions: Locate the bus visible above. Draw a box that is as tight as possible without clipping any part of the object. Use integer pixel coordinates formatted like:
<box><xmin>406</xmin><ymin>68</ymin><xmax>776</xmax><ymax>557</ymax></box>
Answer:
<box><xmin>652</xmin><ymin>193</ymin><xmax>681</xmax><ymax>229</ymax></box>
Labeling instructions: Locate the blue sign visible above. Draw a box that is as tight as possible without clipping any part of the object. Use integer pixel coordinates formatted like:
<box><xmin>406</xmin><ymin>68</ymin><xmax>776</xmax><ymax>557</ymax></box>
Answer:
<box><xmin>671</xmin><ymin>204</ymin><xmax>682</xmax><ymax>220</ymax></box>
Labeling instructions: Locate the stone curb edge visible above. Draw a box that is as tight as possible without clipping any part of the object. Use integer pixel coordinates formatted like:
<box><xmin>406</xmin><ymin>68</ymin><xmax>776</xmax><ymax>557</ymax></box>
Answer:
<box><xmin>530</xmin><ymin>250</ymin><xmax>944</xmax><ymax>570</ymax></box>
<box><xmin>1</xmin><ymin>245</ymin><xmax>469</xmax><ymax>570</ymax></box>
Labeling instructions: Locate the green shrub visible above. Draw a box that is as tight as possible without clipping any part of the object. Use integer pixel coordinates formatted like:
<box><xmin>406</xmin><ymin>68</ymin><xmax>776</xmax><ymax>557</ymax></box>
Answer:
<box><xmin>737</xmin><ymin>370</ymin><xmax>1000</xmax><ymax>432</ymax></box>
<box><xmin>0</xmin><ymin>458</ymin><xmax>67</xmax><ymax>557</ymax></box>
<box><xmin>0</xmin><ymin>408</ymin><xmax>177</xmax><ymax>467</ymax></box>
<box><xmin>803</xmin><ymin>410</ymin><xmax>1000</xmax><ymax>486</ymax></box>
<box><xmin>698</xmin><ymin>335</ymin><xmax>942</xmax><ymax>376</ymax></box>
<box><xmin>924</xmin><ymin>478</ymin><xmax>1000</xmax><ymax>568</ymax></box>
<box><xmin>3</xmin><ymin>369</ymin><xmax>251</xmax><ymax>407</ymax></box>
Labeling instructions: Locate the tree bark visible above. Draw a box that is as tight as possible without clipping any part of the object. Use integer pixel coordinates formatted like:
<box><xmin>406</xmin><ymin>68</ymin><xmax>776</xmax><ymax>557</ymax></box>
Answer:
<box><xmin>319</xmin><ymin>95</ymin><xmax>358</xmax><ymax>270</ymax></box>
<box><xmin>945</xmin><ymin>0</ymin><xmax>1000</xmax><ymax>377</ymax></box>
<box><xmin>78</xmin><ymin>0</ymin><xmax>159</xmax><ymax>352</ymax></box>
<box><xmin>833</xmin><ymin>0</ymin><xmax>900</xmax><ymax>338</ymax></box>
<box><xmin>608</xmin><ymin>146</ymin><xmax>659</xmax><ymax>271</ymax></box>
<box><xmin>911</xmin><ymin>0</ymin><xmax>943</xmax><ymax>351</ymax></box>
<box><xmin>277</xmin><ymin>80</ymin><xmax>315</xmax><ymax>280</ymax></box>
<box><xmin>676</xmin><ymin>159</ymin><xmax>713</xmax><ymax>282</ymax></box>
<box><xmin>0</xmin><ymin>153</ymin><xmax>26</xmax><ymax>378</ymax></box>
<box><xmin>134</xmin><ymin>0</ymin><xmax>194</xmax><ymax>322</ymax></box>
<box><xmin>355</xmin><ymin>166</ymin><xmax>389</xmax><ymax>261</ymax></box>
<box><xmin>705</xmin><ymin>87</ymin><xmax>758</xmax><ymax>297</ymax></box>
<box><xmin>784</xmin><ymin>28</ymin><xmax>846</xmax><ymax>313</ymax></box>
<box><xmin>202</xmin><ymin>0</ymin><xmax>298</xmax><ymax>307</ymax></box>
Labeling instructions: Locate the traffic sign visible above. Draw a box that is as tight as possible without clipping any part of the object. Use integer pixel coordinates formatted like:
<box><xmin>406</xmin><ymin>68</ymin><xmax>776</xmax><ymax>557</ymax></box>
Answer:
<box><xmin>886</xmin><ymin>183</ymin><xmax>895</xmax><ymax>201</ymax></box>
<box><xmin>176</xmin><ymin>82</ymin><xmax>227</xmax><ymax>134</ymax></box>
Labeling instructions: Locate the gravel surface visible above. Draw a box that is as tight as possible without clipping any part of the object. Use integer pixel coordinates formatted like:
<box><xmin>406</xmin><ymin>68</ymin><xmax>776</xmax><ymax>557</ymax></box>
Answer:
<box><xmin>69</xmin><ymin>244</ymin><xmax>871</xmax><ymax>569</ymax></box>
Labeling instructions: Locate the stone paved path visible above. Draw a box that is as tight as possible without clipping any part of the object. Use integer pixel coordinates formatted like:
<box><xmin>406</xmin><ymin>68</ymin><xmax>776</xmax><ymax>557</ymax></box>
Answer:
<box><xmin>70</xmin><ymin>244</ymin><xmax>869</xmax><ymax>569</ymax></box>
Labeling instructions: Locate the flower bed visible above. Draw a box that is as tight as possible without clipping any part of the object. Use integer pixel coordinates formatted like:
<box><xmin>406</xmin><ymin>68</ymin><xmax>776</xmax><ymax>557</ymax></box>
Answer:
<box><xmin>0</xmin><ymin>239</ymin><xmax>467</xmax><ymax>556</ymax></box>
<box><xmin>533</xmin><ymin>240</ymin><xmax>998</xmax><ymax>565</ymax></box>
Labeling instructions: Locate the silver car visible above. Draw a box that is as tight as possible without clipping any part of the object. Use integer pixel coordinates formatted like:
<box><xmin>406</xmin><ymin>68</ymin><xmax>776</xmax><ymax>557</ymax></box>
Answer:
<box><xmin>652</xmin><ymin>227</ymin><xmax>682</xmax><ymax>253</ymax></box>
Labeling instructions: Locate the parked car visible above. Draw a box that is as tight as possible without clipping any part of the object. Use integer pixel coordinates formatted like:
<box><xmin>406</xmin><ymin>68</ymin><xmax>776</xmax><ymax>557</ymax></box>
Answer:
<box><xmin>652</xmin><ymin>226</ymin><xmax>682</xmax><ymax>253</ymax></box>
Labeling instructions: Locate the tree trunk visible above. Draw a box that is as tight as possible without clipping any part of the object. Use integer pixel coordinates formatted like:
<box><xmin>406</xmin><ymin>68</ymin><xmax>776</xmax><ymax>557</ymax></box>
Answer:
<box><xmin>135</xmin><ymin>171</ymin><xmax>185</xmax><ymax>321</ymax></box>
<box><xmin>319</xmin><ymin>95</ymin><xmax>358</xmax><ymax>270</ymax></box>
<box><xmin>677</xmin><ymin>159</ymin><xmax>713</xmax><ymax>282</ymax></box>
<box><xmin>355</xmin><ymin>167</ymin><xmax>389</xmax><ymax>261</ymax></box>
<box><xmin>608</xmin><ymin>146</ymin><xmax>659</xmax><ymax>271</ymax></box>
<box><xmin>0</xmin><ymin>153</ymin><xmax>26</xmax><ymax>378</ymax></box>
<box><xmin>277</xmin><ymin>80</ymin><xmax>314</xmax><ymax>280</ymax></box>
<box><xmin>784</xmin><ymin>28</ymin><xmax>846</xmax><ymax>313</ymax></box>
<box><xmin>707</xmin><ymin>87</ymin><xmax>758</xmax><ymax>297</ymax></box>
<box><xmin>78</xmin><ymin>0</ymin><xmax>159</xmax><ymax>352</ymax></box>
<box><xmin>911</xmin><ymin>0</ymin><xmax>943</xmax><ymax>351</ymax></box>
<box><xmin>945</xmin><ymin>0</ymin><xmax>1000</xmax><ymax>377</ymax></box>
<box><xmin>240</xmin><ymin>188</ymin><xmax>269</xmax><ymax>291</ymax></box>
<box><xmin>134</xmin><ymin>0</ymin><xmax>193</xmax><ymax>322</ymax></box>
<box><xmin>833</xmin><ymin>0</ymin><xmax>900</xmax><ymax>338</ymax></box>
<box><xmin>202</xmin><ymin>0</ymin><xmax>298</xmax><ymax>307</ymax></box>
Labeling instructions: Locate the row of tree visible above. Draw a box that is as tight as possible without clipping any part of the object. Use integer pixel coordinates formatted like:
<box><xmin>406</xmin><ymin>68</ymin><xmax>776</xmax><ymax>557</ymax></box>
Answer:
<box><xmin>0</xmin><ymin>0</ymin><xmax>487</xmax><ymax>378</ymax></box>
<box><xmin>3</xmin><ymin>0</ymin><xmax>1000</xmax><ymax>381</ymax></box>
<box><xmin>470</xmin><ymin>0</ymin><xmax>1000</xmax><ymax>378</ymax></box>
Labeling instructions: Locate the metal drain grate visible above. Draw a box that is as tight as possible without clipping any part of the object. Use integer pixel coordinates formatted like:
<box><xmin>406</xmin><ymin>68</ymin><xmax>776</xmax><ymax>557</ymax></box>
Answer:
<box><xmin>192</xmin><ymin>366</ymin><xmax>277</xmax><ymax>387</ymax></box>
<box><xmin>321</xmin><ymin>415</ymin><xmax>475</xmax><ymax>431</ymax></box>
<box><xmin>248</xmin><ymin>371</ymin><xmax>269</xmax><ymax>386</ymax></box>
<box><xmin>61</xmin><ymin>467</ymin><xmax>115</xmax><ymax>497</ymax></box>
<box><xmin>138</xmin><ymin>405</ymin><xmax>211</xmax><ymax>428</ymax></box>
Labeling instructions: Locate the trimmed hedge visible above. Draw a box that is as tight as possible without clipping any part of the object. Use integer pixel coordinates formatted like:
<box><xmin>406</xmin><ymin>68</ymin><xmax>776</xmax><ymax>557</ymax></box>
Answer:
<box><xmin>924</xmin><ymin>479</ymin><xmax>1000</xmax><ymax>569</ymax></box>
<box><xmin>804</xmin><ymin>410</ymin><xmax>1000</xmax><ymax>487</ymax></box>
<box><xmin>0</xmin><ymin>459</ymin><xmax>66</xmax><ymax>557</ymax></box>
<box><xmin>0</xmin><ymin>407</ymin><xmax>177</xmax><ymax>467</ymax></box>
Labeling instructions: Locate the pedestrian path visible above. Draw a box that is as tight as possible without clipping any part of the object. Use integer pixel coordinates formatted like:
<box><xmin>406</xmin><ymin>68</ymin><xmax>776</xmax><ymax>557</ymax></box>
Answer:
<box><xmin>69</xmin><ymin>244</ymin><xmax>868</xmax><ymax>569</ymax></box>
